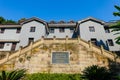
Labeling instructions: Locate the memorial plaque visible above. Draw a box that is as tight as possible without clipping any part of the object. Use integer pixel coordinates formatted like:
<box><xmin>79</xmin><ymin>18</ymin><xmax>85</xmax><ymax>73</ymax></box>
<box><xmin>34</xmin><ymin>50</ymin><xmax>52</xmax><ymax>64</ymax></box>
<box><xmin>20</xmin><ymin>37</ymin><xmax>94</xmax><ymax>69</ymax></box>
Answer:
<box><xmin>52</xmin><ymin>52</ymin><xmax>69</xmax><ymax>64</ymax></box>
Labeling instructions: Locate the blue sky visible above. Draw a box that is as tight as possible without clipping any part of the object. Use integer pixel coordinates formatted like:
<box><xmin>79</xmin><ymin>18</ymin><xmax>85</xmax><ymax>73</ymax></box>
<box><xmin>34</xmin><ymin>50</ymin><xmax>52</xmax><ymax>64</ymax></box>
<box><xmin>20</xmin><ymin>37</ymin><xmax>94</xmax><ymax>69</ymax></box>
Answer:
<box><xmin>0</xmin><ymin>0</ymin><xmax>120</xmax><ymax>22</ymax></box>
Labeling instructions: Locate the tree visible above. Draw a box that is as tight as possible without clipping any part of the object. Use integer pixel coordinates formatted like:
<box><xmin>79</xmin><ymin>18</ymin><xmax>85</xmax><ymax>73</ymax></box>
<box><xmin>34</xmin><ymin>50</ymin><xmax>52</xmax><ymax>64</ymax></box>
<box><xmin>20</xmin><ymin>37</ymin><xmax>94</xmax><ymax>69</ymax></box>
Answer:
<box><xmin>6</xmin><ymin>20</ymin><xmax>17</xmax><ymax>24</ymax></box>
<box><xmin>18</xmin><ymin>18</ymin><xmax>26</xmax><ymax>23</ymax></box>
<box><xmin>0</xmin><ymin>69</ymin><xmax>26</xmax><ymax>80</ymax></box>
<box><xmin>0</xmin><ymin>16</ymin><xmax>6</xmax><ymax>24</ymax></box>
<box><xmin>82</xmin><ymin>65</ymin><xmax>113</xmax><ymax>80</ymax></box>
<box><xmin>110</xmin><ymin>5</ymin><xmax>120</xmax><ymax>44</ymax></box>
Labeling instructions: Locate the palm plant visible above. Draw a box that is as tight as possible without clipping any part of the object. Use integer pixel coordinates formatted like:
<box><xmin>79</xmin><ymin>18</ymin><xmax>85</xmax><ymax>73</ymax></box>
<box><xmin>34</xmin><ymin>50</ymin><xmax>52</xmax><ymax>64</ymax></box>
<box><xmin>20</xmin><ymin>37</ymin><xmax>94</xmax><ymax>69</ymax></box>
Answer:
<box><xmin>110</xmin><ymin>5</ymin><xmax>120</xmax><ymax>44</ymax></box>
<box><xmin>82</xmin><ymin>65</ymin><xmax>113</xmax><ymax>80</ymax></box>
<box><xmin>0</xmin><ymin>69</ymin><xmax>26</xmax><ymax>80</ymax></box>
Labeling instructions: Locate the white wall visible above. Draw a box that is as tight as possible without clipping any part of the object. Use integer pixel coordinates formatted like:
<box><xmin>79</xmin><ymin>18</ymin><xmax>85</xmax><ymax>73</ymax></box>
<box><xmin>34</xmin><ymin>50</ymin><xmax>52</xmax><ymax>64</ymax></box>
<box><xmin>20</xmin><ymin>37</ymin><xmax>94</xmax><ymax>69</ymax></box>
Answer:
<box><xmin>0</xmin><ymin>43</ymin><xmax>12</xmax><ymax>51</ymax></box>
<box><xmin>108</xmin><ymin>30</ymin><xmax>120</xmax><ymax>51</ymax></box>
<box><xmin>19</xmin><ymin>21</ymin><xmax>46</xmax><ymax>47</ymax></box>
<box><xmin>0</xmin><ymin>28</ymin><xmax>20</xmax><ymax>41</ymax></box>
<box><xmin>79</xmin><ymin>20</ymin><xmax>120</xmax><ymax>51</ymax></box>
<box><xmin>47</xmin><ymin>28</ymin><xmax>75</xmax><ymax>38</ymax></box>
<box><xmin>0</xmin><ymin>28</ymin><xmax>20</xmax><ymax>51</ymax></box>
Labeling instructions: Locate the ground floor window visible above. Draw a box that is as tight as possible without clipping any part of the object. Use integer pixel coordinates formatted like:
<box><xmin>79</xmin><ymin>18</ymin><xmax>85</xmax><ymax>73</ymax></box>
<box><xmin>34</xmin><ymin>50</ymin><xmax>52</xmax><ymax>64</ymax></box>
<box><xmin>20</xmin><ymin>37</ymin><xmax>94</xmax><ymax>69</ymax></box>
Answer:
<box><xmin>0</xmin><ymin>42</ymin><xmax>4</xmax><ymax>49</ymax></box>
<box><xmin>28</xmin><ymin>38</ymin><xmax>34</xmax><ymax>44</ymax></box>
<box><xmin>91</xmin><ymin>38</ymin><xmax>97</xmax><ymax>45</ymax></box>
<box><xmin>11</xmin><ymin>42</ymin><xmax>17</xmax><ymax>51</ymax></box>
<box><xmin>107</xmin><ymin>39</ymin><xmax>114</xmax><ymax>46</ymax></box>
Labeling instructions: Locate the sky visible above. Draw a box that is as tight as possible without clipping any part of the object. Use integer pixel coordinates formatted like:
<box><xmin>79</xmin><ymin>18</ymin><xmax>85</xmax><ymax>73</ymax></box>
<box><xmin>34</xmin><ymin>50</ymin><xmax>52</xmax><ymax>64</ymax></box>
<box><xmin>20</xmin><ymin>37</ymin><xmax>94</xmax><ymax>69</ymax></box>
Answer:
<box><xmin>0</xmin><ymin>0</ymin><xmax>120</xmax><ymax>22</ymax></box>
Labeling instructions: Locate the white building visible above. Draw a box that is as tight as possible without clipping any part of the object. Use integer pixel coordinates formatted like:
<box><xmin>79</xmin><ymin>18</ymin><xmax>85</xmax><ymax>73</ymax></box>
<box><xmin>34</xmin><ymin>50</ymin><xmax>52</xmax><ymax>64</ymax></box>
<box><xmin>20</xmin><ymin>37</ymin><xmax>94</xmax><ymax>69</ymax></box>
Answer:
<box><xmin>0</xmin><ymin>17</ymin><xmax>119</xmax><ymax>53</ymax></box>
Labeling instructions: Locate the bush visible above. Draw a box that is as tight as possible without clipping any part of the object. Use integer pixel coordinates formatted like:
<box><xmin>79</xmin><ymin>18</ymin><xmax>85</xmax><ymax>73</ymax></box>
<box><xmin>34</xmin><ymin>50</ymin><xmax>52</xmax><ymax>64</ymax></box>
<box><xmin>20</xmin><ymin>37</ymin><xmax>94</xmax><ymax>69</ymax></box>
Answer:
<box><xmin>82</xmin><ymin>65</ymin><xmax>113</xmax><ymax>80</ymax></box>
<box><xmin>0</xmin><ymin>69</ymin><xmax>26</xmax><ymax>80</ymax></box>
<box><xmin>24</xmin><ymin>73</ymin><xmax>82</xmax><ymax>80</ymax></box>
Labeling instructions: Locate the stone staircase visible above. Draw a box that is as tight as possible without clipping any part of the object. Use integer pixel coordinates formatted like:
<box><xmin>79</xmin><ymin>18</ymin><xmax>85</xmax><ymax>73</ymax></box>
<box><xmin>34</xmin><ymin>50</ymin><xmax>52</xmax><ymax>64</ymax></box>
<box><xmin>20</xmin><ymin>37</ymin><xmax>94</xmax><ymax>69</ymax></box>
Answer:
<box><xmin>0</xmin><ymin>37</ymin><xmax>120</xmax><ymax>73</ymax></box>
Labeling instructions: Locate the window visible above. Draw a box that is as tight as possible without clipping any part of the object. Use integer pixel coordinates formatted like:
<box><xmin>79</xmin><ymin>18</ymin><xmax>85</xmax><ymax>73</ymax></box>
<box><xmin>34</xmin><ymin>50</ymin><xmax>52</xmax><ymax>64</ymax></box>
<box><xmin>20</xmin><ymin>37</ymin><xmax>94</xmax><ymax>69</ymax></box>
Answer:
<box><xmin>28</xmin><ymin>38</ymin><xmax>34</xmax><ymax>44</ymax></box>
<box><xmin>104</xmin><ymin>27</ymin><xmax>110</xmax><ymax>33</ymax></box>
<box><xmin>108</xmin><ymin>39</ymin><xmax>114</xmax><ymax>46</ymax></box>
<box><xmin>59</xmin><ymin>28</ymin><xmax>65</xmax><ymax>33</ymax></box>
<box><xmin>89</xmin><ymin>26</ymin><xmax>95</xmax><ymax>32</ymax></box>
<box><xmin>11</xmin><ymin>42</ymin><xmax>17</xmax><ymax>51</ymax></box>
<box><xmin>30</xmin><ymin>27</ymin><xmax>36</xmax><ymax>32</ymax></box>
<box><xmin>91</xmin><ymin>38</ymin><xmax>97</xmax><ymax>45</ymax></box>
<box><xmin>0</xmin><ymin>42</ymin><xmax>4</xmax><ymax>49</ymax></box>
<box><xmin>49</xmin><ymin>28</ymin><xmax>54</xmax><ymax>33</ymax></box>
<box><xmin>0</xmin><ymin>28</ymin><xmax>5</xmax><ymax>33</ymax></box>
<box><xmin>70</xmin><ymin>28</ymin><xmax>74</xmax><ymax>33</ymax></box>
<box><xmin>16</xmin><ymin>28</ymin><xmax>21</xmax><ymax>33</ymax></box>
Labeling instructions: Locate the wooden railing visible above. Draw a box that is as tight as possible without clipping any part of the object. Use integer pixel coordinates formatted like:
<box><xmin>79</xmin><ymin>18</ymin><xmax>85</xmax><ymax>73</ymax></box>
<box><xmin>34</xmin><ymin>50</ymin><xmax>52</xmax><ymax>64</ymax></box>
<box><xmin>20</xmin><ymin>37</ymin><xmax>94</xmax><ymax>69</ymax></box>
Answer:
<box><xmin>0</xmin><ymin>37</ymin><xmax>119</xmax><ymax>66</ymax></box>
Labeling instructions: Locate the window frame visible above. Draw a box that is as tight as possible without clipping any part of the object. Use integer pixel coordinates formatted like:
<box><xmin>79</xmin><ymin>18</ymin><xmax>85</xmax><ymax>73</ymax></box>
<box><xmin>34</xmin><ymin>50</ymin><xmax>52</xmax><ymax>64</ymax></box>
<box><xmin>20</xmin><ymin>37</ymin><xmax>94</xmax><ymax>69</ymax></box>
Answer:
<box><xmin>104</xmin><ymin>28</ymin><xmax>110</xmax><ymax>33</ymax></box>
<box><xmin>107</xmin><ymin>39</ymin><xmax>114</xmax><ymax>46</ymax></box>
<box><xmin>49</xmin><ymin>28</ymin><xmax>54</xmax><ymax>33</ymax></box>
<box><xmin>70</xmin><ymin>28</ymin><xmax>74</xmax><ymax>33</ymax></box>
<box><xmin>59</xmin><ymin>27</ymin><xmax>65</xmax><ymax>33</ymax></box>
<box><xmin>16</xmin><ymin>28</ymin><xmax>21</xmax><ymax>33</ymax></box>
<box><xmin>0</xmin><ymin>28</ymin><xmax>5</xmax><ymax>33</ymax></box>
<box><xmin>28</xmin><ymin>38</ymin><xmax>34</xmax><ymax>44</ymax></box>
<box><xmin>0</xmin><ymin>42</ymin><xmax>4</xmax><ymax>49</ymax></box>
<box><xmin>91</xmin><ymin>38</ymin><xmax>97</xmax><ymax>45</ymax></box>
<box><xmin>89</xmin><ymin>26</ymin><xmax>95</xmax><ymax>32</ymax></box>
<box><xmin>11</xmin><ymin>42</ymin><xmax>17</xmax><ymax>51</ymax></box>
<box><xmin>30</xmin><ymin>27</ymin><xmax>36</xmax><ymax>32</ymax></box>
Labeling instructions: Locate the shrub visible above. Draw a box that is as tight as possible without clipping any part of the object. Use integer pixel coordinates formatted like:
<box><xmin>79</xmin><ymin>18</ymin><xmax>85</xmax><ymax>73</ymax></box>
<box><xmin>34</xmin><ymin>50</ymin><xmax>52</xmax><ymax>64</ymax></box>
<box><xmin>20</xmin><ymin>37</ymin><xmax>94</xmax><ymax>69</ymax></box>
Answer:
<box><xmin>82</xmin><ymin>65</ymin><xmax>113</xmax><ymax>80</ymax></box>
<box><xmin>24</xmin><ymin>73</ymin><xmax>82</xmax><ymax>80</ymax></box>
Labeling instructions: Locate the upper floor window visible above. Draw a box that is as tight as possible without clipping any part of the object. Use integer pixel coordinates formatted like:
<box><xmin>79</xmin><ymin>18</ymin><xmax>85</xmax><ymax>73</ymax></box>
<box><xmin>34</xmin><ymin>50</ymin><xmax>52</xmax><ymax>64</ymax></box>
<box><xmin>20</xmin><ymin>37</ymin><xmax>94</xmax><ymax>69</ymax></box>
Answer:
<box><xmin>30</xmin><ymin>27</ymin><xmax>36</xmax><ymax>32</ymax></box>
<box><xmin>0</xmin><ymin>28</ymin><xmax>5</xmax><ymax>33</ymax></box>
<box><xmin>104</xmin><ymin>27</ymin><xmax>110</xmax><ymax>33</ymax></box>
<box><xmin>107</xmin><ymin>39</ymin><xmax>114</xmax><ymax>46</ymax></box>
<box><xmin>49</xmin><ymin>28</ymin><xmax>54</xmax><ymax>33</ymax></box>
<box><xmin>0</xmin><ymin>42</ymin><xmax>4</xmax><ymax>49</ymax></box>
<box><xmin>89</xmin><ymin>26</ymin><xmax>95</xmax><ymax>32</ymax></box>
<box><xmin>16</xmin><ymin>28</ymin><xmax>21</xmax><ymax>33</ymax></box>
<box><xmin>59</xmin><ymin>28</ymin><xmax>65</xmax><ymax>33</ymax></box>
<box><xmin>70</xmin><ymin>28</ymin><xmax>74</xmax><ymax>33</ymax></box>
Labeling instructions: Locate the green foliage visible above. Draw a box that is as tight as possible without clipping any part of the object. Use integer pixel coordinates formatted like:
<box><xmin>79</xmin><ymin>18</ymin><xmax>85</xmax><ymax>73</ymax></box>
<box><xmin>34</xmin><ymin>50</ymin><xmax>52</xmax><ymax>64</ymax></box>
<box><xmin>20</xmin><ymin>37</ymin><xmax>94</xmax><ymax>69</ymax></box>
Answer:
<box><xmin>18</xmin><ymin>18</ymin><xmax>26</xmax><ymax>23</ymax></box>
<box><xmin>110</xmin><ymin>5</ymin><xmax>120</xmax><ymax>45</ymax></box>
<box><xmin>24</xmin><ymin>73</ymin><xmax>82</xmax><ymax>80</ymax></box>
<box><xmin>82</xmin><ymin>65</ymin><xmax>113</xmax><ymax>80</ymax></box>
<box><xmin>0</xmin><ymin>69</ymin><xmax>26</xmax><ymax>80</ymax></box>
<box><xmin>0</xmin><ymin>16</ymin><xmax>6</xmax><ymax>24</ymax></box>
<box><xmin>113</xmin><ymin>5</ymin><xmax>120</xmax><ymax>16</ymax></box>
<box><xmin>0</xmin><ymin>16</ymin><xmax>17</xmax><ymax>24</ymax></box>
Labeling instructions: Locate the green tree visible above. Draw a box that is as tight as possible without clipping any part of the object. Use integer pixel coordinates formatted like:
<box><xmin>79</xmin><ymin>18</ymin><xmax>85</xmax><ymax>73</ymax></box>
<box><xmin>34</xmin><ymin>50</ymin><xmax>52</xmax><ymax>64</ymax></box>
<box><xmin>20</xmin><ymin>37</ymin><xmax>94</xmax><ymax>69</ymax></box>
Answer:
<box><xmin>18</xmin><ymin>18</ymin><xmax>26</xmax><ymax>23</ymax></box>
<box><xmin>0</xmin><ymin>16</ymin><xmax>6</xmax><ymax>24</ymax></box>
<box><xmin>110</xmin><ymin>5</ymin><xmax>120</xmax><ymax>44</ymax></box>
<box><xmin>82</xmin><ymin>65</ymin><xmax>113</xmax><ymax>80</ymax></box>
<box><xmin>6</xmin><ymin>20</ymin><xmax>17</xmax><ymax>24</ymax></box>
<box><xmin>0</xmin><ymin>69</ymin><xmax>26</xmax><ymax>80</ymax></box>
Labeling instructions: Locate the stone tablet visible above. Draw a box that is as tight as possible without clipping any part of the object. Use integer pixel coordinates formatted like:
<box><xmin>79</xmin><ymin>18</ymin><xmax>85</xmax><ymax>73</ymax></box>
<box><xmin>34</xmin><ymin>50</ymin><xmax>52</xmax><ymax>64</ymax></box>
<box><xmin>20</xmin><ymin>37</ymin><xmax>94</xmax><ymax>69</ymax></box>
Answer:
<box><xmin>52</xmin><ymin>52</ymin><xmax>69</xmax><ymax>64</ymax></box>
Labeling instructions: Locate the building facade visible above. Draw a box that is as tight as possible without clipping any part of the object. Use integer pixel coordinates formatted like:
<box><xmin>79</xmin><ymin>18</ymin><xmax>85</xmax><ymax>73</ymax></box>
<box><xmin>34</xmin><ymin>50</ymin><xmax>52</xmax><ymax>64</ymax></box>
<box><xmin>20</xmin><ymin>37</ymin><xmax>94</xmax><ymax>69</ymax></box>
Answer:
<box><xmin>0</xmin><ymin>17</ymin><xmax>119</xmax><ymax>53</ymax></box>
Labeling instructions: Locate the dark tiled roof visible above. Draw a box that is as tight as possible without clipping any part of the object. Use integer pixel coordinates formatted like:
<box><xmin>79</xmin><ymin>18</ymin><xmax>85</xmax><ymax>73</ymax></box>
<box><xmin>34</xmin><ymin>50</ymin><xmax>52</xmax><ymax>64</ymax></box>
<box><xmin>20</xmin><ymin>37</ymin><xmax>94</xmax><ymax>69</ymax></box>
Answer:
<box><xmin>0</xmin><ymin>25</ymin><xmax>21</xmax><ymax>28</ymax></box>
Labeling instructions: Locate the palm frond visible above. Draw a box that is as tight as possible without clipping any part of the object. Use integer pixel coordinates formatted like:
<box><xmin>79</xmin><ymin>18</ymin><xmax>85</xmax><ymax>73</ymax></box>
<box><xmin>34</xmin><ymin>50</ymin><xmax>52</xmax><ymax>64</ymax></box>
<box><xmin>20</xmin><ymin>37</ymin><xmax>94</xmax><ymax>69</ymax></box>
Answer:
<box><xmin>113</xmin><ymin>12</ymin><xmax>120</xmax><ymax>16</ymax></box>
<box><xmin>2</xmin><ymin>71</ymin><xmax>7</xmax><ymax>80</ymax></box>
<box><xmin>111</xmin><ymin>28</ymin><xmax>120</xmax><ymax>32</ymax></box>
<box><xmin>0</xmin><ymin>69</ymin><xmax>26</xmax><ymax>80</ymax></box>
<box><xmin>113</xmin><ymin>32</ymin><xmax>120</xmax><ymax>35</ymax></box>
<box><xmin>114</xmin><ymin>5</ymin><xmax>120</xmax><ymax>11</ymax></box>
